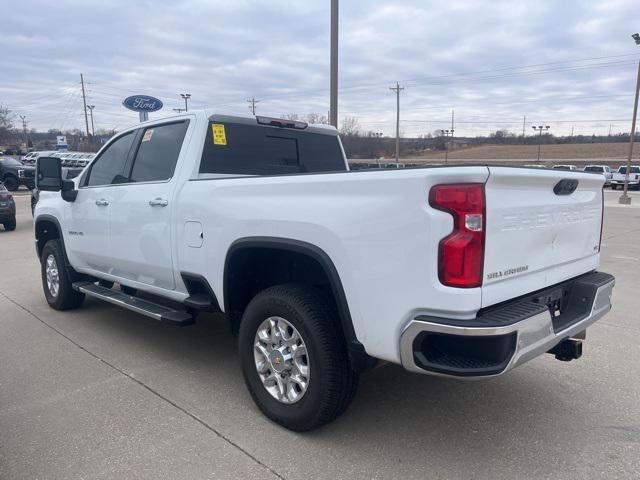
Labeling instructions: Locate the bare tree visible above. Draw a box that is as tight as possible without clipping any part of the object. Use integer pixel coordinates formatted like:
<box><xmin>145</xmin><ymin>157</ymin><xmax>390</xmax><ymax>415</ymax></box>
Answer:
<box><xmin>339</xmin><ymin>116</ymin><xmax>360</xmax><ymax>136</ymax></box>
<box><xmin>0</xmin><ymin>105</ymin><xmax>15</xmax><ymax>144</ymax></box>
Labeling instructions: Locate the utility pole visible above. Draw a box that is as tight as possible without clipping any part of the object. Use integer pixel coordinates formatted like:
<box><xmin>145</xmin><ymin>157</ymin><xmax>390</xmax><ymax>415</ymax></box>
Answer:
<box><xmin>173</xmin><ymin>108</ymin><xmax>185</xmax><ymax>113</ymax></box>
<box><xmin>450</xmin><ymin>109</ymin><xmax>455</xmax><ymax>152</ymax></box>
<box><xmin>180</xmin><ymin>93</ymin><xmax>191</xmax><ymax>112</ymax></box>
<box><xmin>522</xmin><ymin>115</ymin><xmax>526</xmax><ymax>143</ymax></box>
<box><xmin>532</xmin><ymin>125</ymin><xmax>550</xmax><ymax>162</ymax></box>
<box><xmin>441</xmin><ymin>129</ymin><xmax>453</xmax><ymax>164</ymax></box>
<box><xmin>19</xmin><ymin>115</ymin><xmax>27</xmax><ymax>150</ymax></box>
<box><xmin>620</xmin><ymin>33</ymin><xmax>640</xmax><ymax>205</ymax></box>
<box><xmin>329</xmin><ymin>0</ymin><xmax>339</xmax><ymax>128</ymax></box>
<box><xmin>87</xmin><ymin>105</ymin><xmax>95</xmax><ymax>136</ymax></box>
<box><xmin>80</xmin><ymin>73</ymin><xmax>90</xmax><ymax>137</ymax></box>
<box><xmin>389</xmin><ymin>82</ymin><xmax>404</xmax><ymax>166</ymax></box>
<box><xmin>247</xmin><ymin>97</ymin><xmax>260</xmax><ymax>115</ymax></box>
<box><xmin>609</xmin><ymin>124</ymin><xmax>612</xmax><ymax>136</ymax></box>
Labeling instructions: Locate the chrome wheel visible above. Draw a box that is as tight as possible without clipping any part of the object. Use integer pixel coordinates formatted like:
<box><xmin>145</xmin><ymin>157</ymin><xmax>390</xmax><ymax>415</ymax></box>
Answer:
<box><xmin>253</xmin><ymin>316</ymin><xmax>310</xmax><ymax>404</ymax></box>
<box><xmin>45</xmin><ymin>254</ymin><xmax>60</xmax><ymax>298</ymax></box>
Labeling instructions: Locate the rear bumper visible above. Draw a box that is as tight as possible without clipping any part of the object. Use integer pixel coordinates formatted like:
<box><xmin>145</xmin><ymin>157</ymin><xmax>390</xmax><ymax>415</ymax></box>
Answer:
<box><xmin>400</xmin><ymin>271</ymin><xmax>614</xmax><ymax>378</ymax></box>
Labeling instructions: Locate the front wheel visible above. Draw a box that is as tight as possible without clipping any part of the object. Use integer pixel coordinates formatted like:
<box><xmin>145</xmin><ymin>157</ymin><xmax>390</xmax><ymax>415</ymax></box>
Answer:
<box><xmin>3</xmin><ymin>175</ymin><xmax>18</xmax><ymax>191</ymax></box>
<box><xmin>239</xmin><ymin>284</ymin><xmax>358</xmax><ymax>431</ymax></box>
<box><xmin>41</xmin><ymin>239</ymin><xmax>85</xmax><ymax>310</ymax></box>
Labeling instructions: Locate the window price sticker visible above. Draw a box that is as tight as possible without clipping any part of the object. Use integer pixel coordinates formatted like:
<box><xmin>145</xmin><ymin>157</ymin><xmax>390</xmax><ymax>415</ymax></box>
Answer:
<box><xmin>212</xmin><ymin>124</ymin><xmax>227</xmax><ymax>145</ymax></box>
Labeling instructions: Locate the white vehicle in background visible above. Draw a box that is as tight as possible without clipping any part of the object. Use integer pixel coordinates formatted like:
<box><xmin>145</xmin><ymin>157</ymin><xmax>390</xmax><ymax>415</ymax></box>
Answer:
<box><xmin>33</xmin><ymin>111</ymin><xmax>615</xmax><ymax>431</ymax></box>
<box><xmin>523</xmin><ymin>164</ymin><xmax>547</xmax><ymax>168</ymax></box>
<box><xmin>583</xmin><ymin>165</ymin><xmax>613</xmax><ymax>186</ymax></box>
<box><xmin>611</xmin><ymin>165</ymin><xmax>640</xmax><ymax>190</ymax></box>
<box><xmin>552</xmin><ymin>164</ymin><xmax>579</xmax><ymax>171</ymax></box>
<box><xmin>21</xmin><ymin>151</ymin><xmax>57</xmax><ymax>165</ymax></box>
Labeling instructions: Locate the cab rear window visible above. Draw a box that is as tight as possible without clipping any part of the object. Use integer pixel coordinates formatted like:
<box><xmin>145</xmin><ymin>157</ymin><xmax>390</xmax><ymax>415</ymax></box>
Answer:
<box><xmin>199</xmin><ymin>122</ymin><xmax>345</xmax><ymax>175</ymax></box>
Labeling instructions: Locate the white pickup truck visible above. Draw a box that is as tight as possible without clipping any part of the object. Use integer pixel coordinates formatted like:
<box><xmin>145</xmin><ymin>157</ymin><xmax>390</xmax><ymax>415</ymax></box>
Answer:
<box><xmin>611</xmin><ymin>165</ymin><xmax>640</xmax><ymax>190</ymax></box>
<box><xmin>34</xmin><ymin>112</ymin><xmax>615</xmax><ymax>431</ymax></box>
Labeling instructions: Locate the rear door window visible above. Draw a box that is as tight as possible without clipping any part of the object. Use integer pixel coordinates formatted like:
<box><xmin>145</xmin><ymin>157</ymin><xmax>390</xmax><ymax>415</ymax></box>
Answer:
<box><xmin>129</xmin><ymin>121</ymin><xmax>189</xmax><ymax>183</ymax></box>
<box><xmin>199</xmin><ymin>122</ymin><xmax>345</xmax><ymax>175</ymax></box>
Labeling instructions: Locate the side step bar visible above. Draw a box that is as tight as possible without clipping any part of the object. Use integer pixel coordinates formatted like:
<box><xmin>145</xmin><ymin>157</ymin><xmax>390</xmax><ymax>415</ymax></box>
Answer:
<box><xmin>72</xmin><ymin>282</ymin><xmax>194</xmax><ymax>326</ymax></box>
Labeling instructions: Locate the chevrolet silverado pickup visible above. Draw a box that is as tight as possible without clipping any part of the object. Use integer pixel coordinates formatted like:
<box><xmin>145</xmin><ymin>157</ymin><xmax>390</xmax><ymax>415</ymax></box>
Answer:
<box><xmin>611</xmin><ymin>165</ymin><xmax>640</xmax><ymax>190</ymax></box>
<box><xmin>34</xmin><ymin>111</ymin><xmax>615</xmax><ymax>431</ymax></box>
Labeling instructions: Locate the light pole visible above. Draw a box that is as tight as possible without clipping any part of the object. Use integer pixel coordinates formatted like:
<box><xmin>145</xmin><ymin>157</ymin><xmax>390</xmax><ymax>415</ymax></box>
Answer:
<box><xmin>86</xmin><ymin>105</ymin><xmax>95</xmax><ymax>136</ymax></box>
<box><xmin>619</xmin><ymin>33</ymin><xmax>640</xmax><ymax>205</ymax></box>
<box><xmin>173</xmin><ymin>108</ymin><xmax>185</xmax><ymax>113</ymax></box>
<box><xmin>329</xmin><ymin>0</ymin><xmax>338</xmax><ymax>127</ymax></box>
<box><xmin>532</xmin><ymin>125</ymin><xmax>550</xmax><ymax>162</ymax></box>
<box><xmin>441</xmin><ymin>129</ymin><xmax>453</xmax><ymax>164</ymax></box>
<box><xmin>180</xmin><ymin>93</ymin><xmax>191</xmax><ymax>112</ymax></box>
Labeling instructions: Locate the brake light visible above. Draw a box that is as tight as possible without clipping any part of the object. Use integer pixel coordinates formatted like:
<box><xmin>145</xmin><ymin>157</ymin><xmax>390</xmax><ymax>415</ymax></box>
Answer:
<box><xmin>429</xmin><ymin>184</ymin><xmax>485</xmax><ymax>288</ymax></box>
<box><xmin>256</xmin><ymin>116</ymin><xmax>308</xmax><ymax>130</ymax></box>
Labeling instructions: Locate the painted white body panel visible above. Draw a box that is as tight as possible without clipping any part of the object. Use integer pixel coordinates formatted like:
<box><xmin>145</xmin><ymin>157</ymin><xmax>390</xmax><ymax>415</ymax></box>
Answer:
<box><xmin>34</xmin><ymin>111</ymin><xmax>606</xmax><ymax>365</ymax></box>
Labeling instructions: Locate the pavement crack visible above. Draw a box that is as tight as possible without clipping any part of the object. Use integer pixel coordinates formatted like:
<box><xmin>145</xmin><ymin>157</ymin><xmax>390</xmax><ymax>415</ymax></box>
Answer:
<box><xmin>0</xmin><ymin>290</ymin><xmax>286</xmax><ymax>480</ymax></box>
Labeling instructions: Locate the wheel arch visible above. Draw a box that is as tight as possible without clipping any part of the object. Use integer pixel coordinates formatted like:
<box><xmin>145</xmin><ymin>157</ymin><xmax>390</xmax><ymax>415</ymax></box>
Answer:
<box><xmin>224</xmin><ymin>236</ymin><xmax>372</xmax><ymax>371</ymax></box>
<box><xmin>34</xmin><ymin>214</ymin><xmax>65</xmax><ymax>259</ymax></box>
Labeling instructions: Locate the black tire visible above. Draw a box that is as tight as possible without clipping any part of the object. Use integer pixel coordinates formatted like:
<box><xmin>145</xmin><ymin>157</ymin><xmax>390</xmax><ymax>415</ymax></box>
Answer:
<box><xmin>3</xmin><ymin>216</ymin><xmax>16</xmax><ymax>231</ymax></box>
<box><xmin>40</xmin><ymin>239</ymin><xmax>85</xmax><ymax>310</ymax></box>
<box><xmin>3</xmin><ymin>175</ymin><xmax>18</xmax><ymax>191</ymax></box>
<box><xmin>238</xmin><ymin>284</ymin><xmax>358</xmax><ymax>431</ymax></box>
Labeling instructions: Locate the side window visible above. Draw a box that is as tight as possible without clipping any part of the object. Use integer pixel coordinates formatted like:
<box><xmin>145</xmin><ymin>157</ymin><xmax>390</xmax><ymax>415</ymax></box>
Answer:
<box><xmin>129</xmin><ymin>121</ymin><xmax>189</xmax><ymax>183</ymax></box>
<box><xmin>86</xmin><ymin>132</ymin><xmax>135</xmax><ymax>186</ymax></box>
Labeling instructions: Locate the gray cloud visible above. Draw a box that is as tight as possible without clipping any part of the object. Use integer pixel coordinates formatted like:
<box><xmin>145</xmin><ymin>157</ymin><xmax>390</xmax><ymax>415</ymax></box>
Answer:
<box><xmin>1</xmin><ymin>0</ymin><xmax>638</xmax><ymax>136</ymax></box>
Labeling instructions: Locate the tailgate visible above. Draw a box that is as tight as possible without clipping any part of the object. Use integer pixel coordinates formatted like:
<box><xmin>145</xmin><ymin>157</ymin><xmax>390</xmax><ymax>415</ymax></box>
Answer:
<box><xmin>482</xmin><ymin>167</ymin><xmax>603</xmax><ymax>307</ymax></box>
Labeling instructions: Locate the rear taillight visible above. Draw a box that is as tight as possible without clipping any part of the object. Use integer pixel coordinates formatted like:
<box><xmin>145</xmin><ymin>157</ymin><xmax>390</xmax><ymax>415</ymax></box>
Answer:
<box><xmin>429</xmin><ymin>183</ymin><xmax>485</xmax><ymax>288</ymax></box>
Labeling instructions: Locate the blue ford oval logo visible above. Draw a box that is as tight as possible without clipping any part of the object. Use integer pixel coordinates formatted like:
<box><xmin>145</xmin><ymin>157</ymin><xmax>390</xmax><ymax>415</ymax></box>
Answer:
<box><xmin>122</xmin><ymin>95</ymin><xmax>163</xmax><ymax>113</ymax></box>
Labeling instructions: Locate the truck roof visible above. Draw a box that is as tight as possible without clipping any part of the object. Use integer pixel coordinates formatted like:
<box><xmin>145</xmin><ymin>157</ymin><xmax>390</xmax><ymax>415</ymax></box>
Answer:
<box><xmin>126</xmin><ymin>110</ymin><xmax>338</xmax><ymax>136</ymax></box>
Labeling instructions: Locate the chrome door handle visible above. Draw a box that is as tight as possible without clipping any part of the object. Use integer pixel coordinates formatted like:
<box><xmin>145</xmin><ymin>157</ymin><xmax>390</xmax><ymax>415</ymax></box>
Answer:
<box><xmin>149</xmin><ymin>198</ymin><xmax>169</xmax><ymax>207</ymax></box>
<box><xmin>95</xmin><ymin>199</ymin><xmax>109</xmax><ymax>206</ymax></box>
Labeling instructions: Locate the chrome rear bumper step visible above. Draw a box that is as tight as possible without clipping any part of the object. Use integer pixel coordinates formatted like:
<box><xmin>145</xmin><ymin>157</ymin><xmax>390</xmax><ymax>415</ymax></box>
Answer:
<box><xmin>72</xmin><ymin>282</ymin><xmax>194</xmax><ymax>326</ymax></box>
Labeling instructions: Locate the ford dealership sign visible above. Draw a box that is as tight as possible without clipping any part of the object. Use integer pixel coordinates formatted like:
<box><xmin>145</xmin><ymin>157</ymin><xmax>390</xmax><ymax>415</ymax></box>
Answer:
<box><xmin>122</xmin><ymin>95</ymin><xmax>163</xmax><ymax>113</ymax></box>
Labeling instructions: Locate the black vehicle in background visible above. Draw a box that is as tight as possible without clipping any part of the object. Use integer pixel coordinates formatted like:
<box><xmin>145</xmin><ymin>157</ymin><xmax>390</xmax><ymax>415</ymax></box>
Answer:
<box><xmin>0</xmin><ymin>157</ymin><xmax>36</xmax><ymax>191</ymax></box>
<box><xmin>0</xmin><ymin>182</ymin><xmax>16</xmax><ymax>231</ymax></box>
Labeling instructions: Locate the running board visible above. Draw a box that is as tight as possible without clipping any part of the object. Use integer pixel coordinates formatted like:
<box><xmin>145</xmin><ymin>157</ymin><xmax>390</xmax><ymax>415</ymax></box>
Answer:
<box><xmin>72</xmin><ymin>282</ymin><xmax>194</xmax><ymax>326</ymax></box>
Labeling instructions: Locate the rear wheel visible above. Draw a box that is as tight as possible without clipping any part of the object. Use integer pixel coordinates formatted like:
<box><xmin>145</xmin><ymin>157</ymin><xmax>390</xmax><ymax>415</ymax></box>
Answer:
<box><xmin>41</xmin><ymin>239</ymin><xmax>85</xmax><ymax>310</ymax></box>
<box><xmin>238</xmin><ymin>284</ymin><xmax>358</xmax><ymax>431</ymax></box>
<box><xmin>3</xmin><ymin>216</ymin><xmax>16</xmax><ymax>231</ymax></box>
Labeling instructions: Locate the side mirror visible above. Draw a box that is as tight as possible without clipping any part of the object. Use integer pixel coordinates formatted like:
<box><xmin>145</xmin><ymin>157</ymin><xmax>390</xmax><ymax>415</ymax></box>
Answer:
<box><xmin>36</xmin><ymin>156</ymin><xmax>62</xmax><ymax>191</ymax></box>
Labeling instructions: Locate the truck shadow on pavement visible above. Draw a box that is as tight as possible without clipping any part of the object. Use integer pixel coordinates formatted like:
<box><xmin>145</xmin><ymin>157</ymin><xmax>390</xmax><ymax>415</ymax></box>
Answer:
<box><xmin>73</xmin><ymin>295</ymin><xmax>611</xmax><ymax>475</ymax></box>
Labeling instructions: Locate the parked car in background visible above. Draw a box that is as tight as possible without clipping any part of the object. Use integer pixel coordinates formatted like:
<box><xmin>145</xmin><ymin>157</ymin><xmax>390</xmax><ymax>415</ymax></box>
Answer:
<box><xmin>22</xmin><ymin>151</ymin><xmax>57</xmax><ymax>165</ymax></box>
<box><xmin>523</xmin><ymin>164</ymin><xmax>548</xmax><ymax>168</ymax></box>
<box><xmin>583</xmin><ymin>165</ymin><xmax>613</xmax><ymax>186</ymax></box>
<box><xmin>552</xmin><ymin>164</ymin><xmax>579</xmax><ymax>171</ymax></box>
<box><xmin>0</xmin><ymin>181</ymin><xmax>16</xmax><ymax>231</ymax></box>
<box><xmin>0</xmin><ymin>157</ymin><xmax>36</xmax><ymax>191</ymax></box>
<box><xmin>611</xmin><ymin>165</ymin><xmax>640</xmax><ymax>190</ymax></box>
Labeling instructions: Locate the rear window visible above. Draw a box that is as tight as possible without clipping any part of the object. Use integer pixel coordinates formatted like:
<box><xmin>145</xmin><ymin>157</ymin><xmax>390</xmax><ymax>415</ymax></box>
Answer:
<box><xmin>619</xmin><ymin>167</ymin><xmax>640</xmax><ymax>174</ymax></box>
<box><xmin>584</xmin><ymin>166</ymin><xmax>603</xmax><ymax>172</ymax></box>
<box><xmin>199</xmin><ymin>122</ymin><xmax>345</xmax><ymax>175</ymax></box>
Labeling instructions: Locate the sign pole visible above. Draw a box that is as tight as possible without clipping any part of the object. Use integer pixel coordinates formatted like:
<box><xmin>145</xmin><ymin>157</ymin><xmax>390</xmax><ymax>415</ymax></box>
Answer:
<box><xmin>139</xmin><ymin>112</ymin><xmax>149</xmax><ymax>122</ymax></box>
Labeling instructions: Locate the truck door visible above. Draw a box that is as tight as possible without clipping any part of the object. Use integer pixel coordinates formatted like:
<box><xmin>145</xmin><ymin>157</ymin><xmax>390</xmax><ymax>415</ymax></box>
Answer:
<box><xmin>107</xmin><ymin>120</ymin><xmax>190</xmax><ymax>291</ymax></box>
<box><xmin>65</xmin><ymin>131</ymin><xmax>137</xmax><ymax>274</ymax></box>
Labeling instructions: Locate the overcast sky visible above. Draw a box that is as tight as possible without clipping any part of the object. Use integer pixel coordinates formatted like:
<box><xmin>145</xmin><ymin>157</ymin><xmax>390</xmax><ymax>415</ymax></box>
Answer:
<box><xmin>1</xmin><ymin>0</ymin><xmax>639</xmax><ymax>137</ymax></box>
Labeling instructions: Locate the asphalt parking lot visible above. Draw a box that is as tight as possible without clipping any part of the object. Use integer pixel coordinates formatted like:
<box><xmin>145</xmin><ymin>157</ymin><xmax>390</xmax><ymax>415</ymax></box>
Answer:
<box><xmin>1</xmin><ymin>190</ymin><xmax>639</xmax><ymax>479</ymax></box>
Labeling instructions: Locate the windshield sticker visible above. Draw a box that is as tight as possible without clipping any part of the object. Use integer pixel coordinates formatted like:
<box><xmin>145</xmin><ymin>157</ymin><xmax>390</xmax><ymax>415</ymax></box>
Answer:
<box><xmin>212</xmin><ymin>124</ymin><xmax>227</xmax><ymax>145</ymax></box>
<box><xmin>142</xmin><ymin>129</ymin><xmax>154</xmax><ymax>142</ymax></box>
